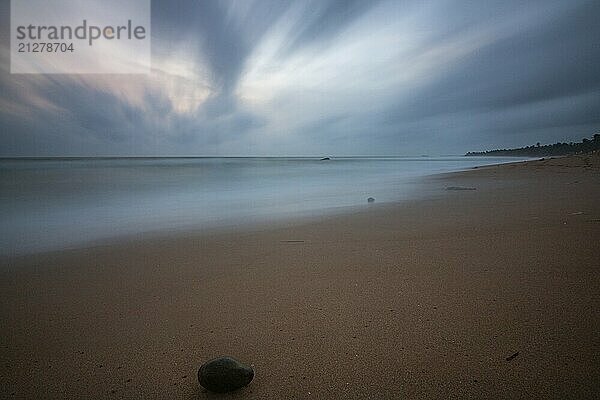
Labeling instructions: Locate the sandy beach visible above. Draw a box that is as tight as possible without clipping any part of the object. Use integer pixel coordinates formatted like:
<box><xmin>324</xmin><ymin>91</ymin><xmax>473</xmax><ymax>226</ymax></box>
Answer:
<box><xmin>1</xmin><ymin>154</ymin><xmax>599</xmax><ymax>399</ymax></box>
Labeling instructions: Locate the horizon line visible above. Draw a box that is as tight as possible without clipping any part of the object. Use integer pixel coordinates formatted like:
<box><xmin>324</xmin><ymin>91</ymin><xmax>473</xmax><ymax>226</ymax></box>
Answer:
<box><xmin>0</xmin><ymin>154</ymin><xmax>485</xmax><ymax>160</ymax></box>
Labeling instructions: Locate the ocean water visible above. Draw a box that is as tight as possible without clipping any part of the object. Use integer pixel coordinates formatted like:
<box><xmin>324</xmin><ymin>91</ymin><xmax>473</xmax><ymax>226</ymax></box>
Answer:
<box><xmin>0</xmin><ymin>156</ymin><xmax>526</xmax><ymax>256</ymax></box>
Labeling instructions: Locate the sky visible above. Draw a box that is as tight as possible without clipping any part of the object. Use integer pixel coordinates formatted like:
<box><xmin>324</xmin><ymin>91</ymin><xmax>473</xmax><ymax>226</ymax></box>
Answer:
<box><xmin>0</xmin><ymin>0</ymin><xmax>599</xmax><ymax>156</ymax></box>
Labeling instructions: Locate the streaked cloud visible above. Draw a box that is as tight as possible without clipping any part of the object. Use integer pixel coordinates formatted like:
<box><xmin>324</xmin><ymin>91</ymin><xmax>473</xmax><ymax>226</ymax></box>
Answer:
<box><xmin>0</xmin><ymin>0</ymin><xmax>598</xmax><ymax>156</ymax></box>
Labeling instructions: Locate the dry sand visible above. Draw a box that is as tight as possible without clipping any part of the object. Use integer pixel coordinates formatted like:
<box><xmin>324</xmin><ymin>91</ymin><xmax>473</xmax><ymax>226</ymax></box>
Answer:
<box><xmin>1</xmin><ymin>153</ymin><xmax>599</xmax><ymax>399</ymax></box>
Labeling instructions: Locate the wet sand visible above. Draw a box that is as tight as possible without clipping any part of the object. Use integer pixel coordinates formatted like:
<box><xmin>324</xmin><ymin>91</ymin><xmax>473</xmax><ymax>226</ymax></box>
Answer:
<box><xmin>1</xmin><ymin>153</ymin><xmax>599</xmax><ymax>399</ymax></box>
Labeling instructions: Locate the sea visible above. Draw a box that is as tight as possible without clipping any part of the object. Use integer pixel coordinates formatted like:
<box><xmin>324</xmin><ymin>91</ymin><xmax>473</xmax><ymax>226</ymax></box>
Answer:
<box><xmin>0</xmin><ymin>156</ymin><xmax>527</xmax><ymax>256</ymax></box>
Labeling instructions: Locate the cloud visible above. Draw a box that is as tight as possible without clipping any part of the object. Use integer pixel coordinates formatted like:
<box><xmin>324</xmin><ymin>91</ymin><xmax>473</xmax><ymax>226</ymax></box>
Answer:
<box><xmin>0</xmin><ymin>0</ymin><xmax>599</xmax><ymax>156</ymax></box>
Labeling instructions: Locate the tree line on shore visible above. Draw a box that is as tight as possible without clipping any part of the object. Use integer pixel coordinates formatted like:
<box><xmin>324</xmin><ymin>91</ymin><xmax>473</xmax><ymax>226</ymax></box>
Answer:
<box><xmin>465</xmin><ymin>134</ymin><xmax>600</xmax><ymax>157</ymax></box>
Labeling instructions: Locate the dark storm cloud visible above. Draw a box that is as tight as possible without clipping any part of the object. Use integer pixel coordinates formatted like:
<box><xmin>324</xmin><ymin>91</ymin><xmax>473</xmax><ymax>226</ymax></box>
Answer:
<box><xmin>152</xmin><ymin>0</ymin><xmax>384</xmax><ymax>92</ymax></box>
<box><xmin>387</xmin><ymin>0</ymin><xmax>600</xmax><ymax>121</ymax></box>
<box><xmin>0</xmin><ymin>0</ymin><xmax>599</xmax><ymax>156</ymax></box>
<box><xmin>153</xmin><ymin>1</ymin><xmax>251</xmax><ymax>93</ymax></box>
<box><xmin>362</xmin><ymin>0</ymin><xmax>600</xmax><ymax>153</ymax></box>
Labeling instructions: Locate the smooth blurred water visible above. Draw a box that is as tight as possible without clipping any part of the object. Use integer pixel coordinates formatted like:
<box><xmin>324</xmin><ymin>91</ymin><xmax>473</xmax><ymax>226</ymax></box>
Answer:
<box><xmin>0</xmin><ymin>156</ymin><xmax>526</xmax><ymax>256</ymax></box>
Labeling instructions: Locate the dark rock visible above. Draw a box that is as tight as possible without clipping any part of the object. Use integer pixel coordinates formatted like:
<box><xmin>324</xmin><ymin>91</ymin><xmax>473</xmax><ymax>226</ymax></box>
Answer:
<box><xmin>320</xmin><ymin>157</ymin><xmax>331</xmax><ymax>161</ymax></box>
<box><xmin>198</xmin><ymin>356</ymin><xmax>254</xmax><ymax>393</ymax></box>
<box><xmin>367</xmin><ymin>197</ymin><xmax>375</xmax><ymax>203</ymax></box>
<box><xmin>445</xmin><ymin>186</ymin><xmax>477</xmax><ymax>191</ymax></box>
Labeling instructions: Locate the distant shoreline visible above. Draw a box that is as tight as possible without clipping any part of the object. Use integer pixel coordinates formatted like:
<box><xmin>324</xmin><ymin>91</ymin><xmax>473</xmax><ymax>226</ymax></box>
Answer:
<box><xmin>466</xmin><ymin>134</ymin><xmax>599</xmax><ymax>157</ymax></box>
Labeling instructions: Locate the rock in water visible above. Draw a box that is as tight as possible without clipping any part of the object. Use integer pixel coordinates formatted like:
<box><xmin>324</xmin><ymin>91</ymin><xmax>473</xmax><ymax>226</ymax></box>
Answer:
<box><xmin>445</xmin><ymin>186</ymin><xmax>476</xmax><ymax>191</ymax></box>
<box><xmin>198</xmin><ymin>356</ymin><xmax>254</xmax><ymax>393</ymax></box>
<box><xmin>367</xmin><ymin>197</ymin><xmax>375</xmax><ymax>203</ymax></box>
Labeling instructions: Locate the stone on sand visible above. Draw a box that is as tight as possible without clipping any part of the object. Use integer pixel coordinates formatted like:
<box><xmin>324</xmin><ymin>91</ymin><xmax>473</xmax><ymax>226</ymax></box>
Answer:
<box><xmin>198</xmin><ymin>356</ymin><xmax>254</xmax><ymax>393</ymax></box>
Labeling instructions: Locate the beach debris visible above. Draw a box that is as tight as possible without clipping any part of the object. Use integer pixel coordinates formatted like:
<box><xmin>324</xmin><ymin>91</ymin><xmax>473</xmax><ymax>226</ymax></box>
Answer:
<box><xmin>320</xmin><ymin>157</ymin><xmax>331</xmax><ymax>161</ymax></box>
<box><xmin>569</xmin><ymin>211</ymin><xmax>584</xmax><ymax>216</ymax></box>
<box><xmin>445</xmin><ymin>186</ymin><xmax>477</xmax><ymax>191</ymax></box>
<box><xmin>505</xmin><ymin>352</ymin><xmax>520</xmax><ymax>362</ymax></box>
<box><xmin>367</xmin><ymin>197</ymin><xmax>375</xmax><ymax>203</ymax></box>
<box><xmin>198</xmin><ymin>356</ymin><xmax>254</xmax><ymax>393</ymax></box>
